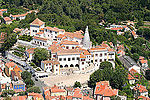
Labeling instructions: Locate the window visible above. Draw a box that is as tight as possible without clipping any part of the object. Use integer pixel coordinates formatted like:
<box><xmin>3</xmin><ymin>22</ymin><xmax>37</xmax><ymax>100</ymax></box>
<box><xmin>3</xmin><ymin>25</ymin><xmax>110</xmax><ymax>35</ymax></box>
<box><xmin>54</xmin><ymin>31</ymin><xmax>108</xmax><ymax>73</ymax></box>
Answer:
<box><xmin>108</xmin><ymin>59</ymin><xmax>114</xmax><ymax>61</ymax></box>
<box><xmin>81</xmin><ymin>59</ymin><xmax>85</xmax><ymax>61</ymax></box>
<box><xmin>100</xmin><ymin>53</ymin><xmax>102</xmax><ymax>57</ymax></box>
<box><xmin>33</xmin><ymin>30</ymin><xmax>34</xmax><ymax>32</ymax></box>
<box><xmin>35</xmin><ymin>30</ymin><xmax>37</xmax><ymax>32</ymax></box>
<box><xmin>95</xmin><ymin>59</ymin><xmax>97</xmax><ymax>62</ymax></box>
<box><xmin>66</xmin><ymin>46</ymin><xmax>69</xmax><ymax>49</ymax></box>
<box><xmin>64</xmin><ymin>58</ymin><xmax>66</xmax><ymax>61</ymax></box>
<box><xmin>46</xmin><ymin>64</ymin><xmax>48</xmax><ymax>66</ymax></box>
<box><xmin>50</xmin><ymin>30</ymin><xmax>52</xmax><ymax>33</ymax></box>
<box><xmin>56</xmin><ymin>69</ymin><xmax>58</xmax><ymax>71</ymax></box>
<box><xmin>45</xmin><ymin>29</ymin><xmax>47</xmax><ymax>32</ymax></box>
<box><xmin>59</xmin><ymin>58</ymin><xmax>62</xmax><ymax>61</ymax></box>
<box><xmin>55</xmin><ymin>36</ymin><xmax>57</xmax><ymax>38</ymax></box>
<box><xmin>82</xmin><ymin>62</ymin><xmax>84</xmax><ymax>65</ymax></box>
<box><xmin>77</xmin><ymin>57</ymin><xmax>79</xmax><ymax>60</ymax></box>
<box><xmin>82</xmin><ymin>68</ymin><xmax>84</xmax><ymax>70</ymax></box>
<box><xmin>49</xmin><ymin>63</ymin><xmax>51</xmax><ymax>65</ymax></box>
<box><xmin>55</xmin><ymin>32</ymin><xmax>57</xmax><ymax>34</ymax></box>
<box><xmin>53</xmin><ymin>55</ymin><xmax>56</xmax><ymax>57</ymax></box>
<box><xmin>100</xmin><ymin>59</ymin><xmax>102</xmax><ymax>62</ymax></box>
<box><xmin>56</xmin><ymin>65</ymin><xmax>58</xmax><ymax>67</ymax></box>
<box><xmin>48</xmin><ymin>35</ymin><xmax>49</xmax><ymax>37</ymax></box>
<box><xmin>105</xmin><ymin>53</ymin><xmax>107</xmax><ymax>56</ymax></box>
<box><xmin>72</xmin><ymin>58</ymin><xmax>75</xmax><ymax>60</ymax></box>
<box><xmin>68</xmin><ymin>58</ymin><xmax>71</xmax><ymax>61</ymax></box>
<box><xmin>95</xmin><ymin>54</ymin><xmax>98</xmax><ymax>56</ymax></box>
<box><xmin>104</xmin><ymin>59</ymin><xmax>107</xmax><ymax>61</ymax></box>
<box><xmin>72</xmin><ymin>47</ymin><xmax>74</xmax><ymax>49</ymax></box>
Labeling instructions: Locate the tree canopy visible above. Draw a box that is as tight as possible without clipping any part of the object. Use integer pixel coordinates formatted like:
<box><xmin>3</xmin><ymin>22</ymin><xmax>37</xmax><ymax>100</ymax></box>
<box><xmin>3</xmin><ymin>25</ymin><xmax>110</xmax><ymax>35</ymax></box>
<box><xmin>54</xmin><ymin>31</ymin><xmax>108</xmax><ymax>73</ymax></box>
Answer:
<box><xmin>73</xmin><ymin>81</ymin><xmax>81</xmax><ymax>88</ymax></box>
<box><xmin>27</xmin><ymin>86</ymin><xmax>41</xmax><ymax>93</ymax></box>
<box><xmin>33</xmin><ymin>48</ymin><xmax>49</xmax><ymax>67</ymax></box>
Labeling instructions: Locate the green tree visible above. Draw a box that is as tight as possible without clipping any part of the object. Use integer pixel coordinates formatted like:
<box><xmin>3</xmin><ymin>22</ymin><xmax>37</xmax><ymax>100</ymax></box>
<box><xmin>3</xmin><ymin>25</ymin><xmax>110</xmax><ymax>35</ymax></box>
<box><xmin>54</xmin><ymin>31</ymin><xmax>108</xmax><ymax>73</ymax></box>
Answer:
<box><xmin>33</xmin><ymin>48</ymin><xmax>49</xmax><ymax>66</ymax></box>
<box><xmin>1</xmin><ymin>90</ymin><xmax>15</xmax><ymax>97</ymax></box>
<box><xmin>99</xmin><ymin>61</ymin><xmax>113</xmax><ymax>69</ymax></box>
<box><xmin>145</xmin><ymin>70</ymin><xmax>150</xmax><ymax>80</ymax></box>
<box><xmin>25</xmin><ymin>78</ymin><xmax>35</xmax><ymax>88</ymax></box>
<box><xmin>131</xmin><ymin>53</ymin><xmax>139</xmax><ymax>62</ymax></box>
<box><xmin>73</xmin><ymin>81</ymin><xmax>81</xmax><ymax>88</ymax></box>
<box><xmin>21</xmin><ymin>71</ymin><xmax>32</xmax><ymax>81</ymax></box>
<box><xmin>27</xmin><ymin>86</ymin><xmax>41</xmax><ymax>93</ymax></box>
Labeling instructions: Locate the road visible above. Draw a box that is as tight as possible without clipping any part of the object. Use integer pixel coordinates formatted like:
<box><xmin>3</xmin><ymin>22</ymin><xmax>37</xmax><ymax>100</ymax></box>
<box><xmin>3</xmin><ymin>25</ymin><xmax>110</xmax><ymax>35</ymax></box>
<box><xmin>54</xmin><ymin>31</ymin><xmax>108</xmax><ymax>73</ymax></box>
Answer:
<box><xmin>1</xmin><ymin>56</ymin><xmax>47</xmax><ymax>91</ymax></box>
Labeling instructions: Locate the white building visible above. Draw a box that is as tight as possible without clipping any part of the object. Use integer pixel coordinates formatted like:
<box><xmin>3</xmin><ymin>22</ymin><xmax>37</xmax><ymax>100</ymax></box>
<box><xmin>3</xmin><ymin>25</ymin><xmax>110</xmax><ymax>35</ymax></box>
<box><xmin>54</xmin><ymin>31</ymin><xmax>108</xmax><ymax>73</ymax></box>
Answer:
<box><xmin>41</xmin><ymin>59</ymin><xmax>60</xmax><ymax>75</ymax></box>
<box><xmin>30</xmin><ymin>18</ymin><xmax>45</xmax><ymax>36</ymax></box>
<box><xmin>10</xmin><ymin>13</ymin><xmax>28</xmax><ymax>20</ymax></box>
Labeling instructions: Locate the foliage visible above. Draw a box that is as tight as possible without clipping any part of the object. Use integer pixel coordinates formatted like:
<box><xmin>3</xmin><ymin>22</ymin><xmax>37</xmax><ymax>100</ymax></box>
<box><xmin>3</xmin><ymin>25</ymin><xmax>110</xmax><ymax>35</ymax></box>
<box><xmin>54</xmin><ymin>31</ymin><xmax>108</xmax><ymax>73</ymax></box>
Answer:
<box><xmin>24</xmin><ymin>78</ymin><xmax>35</xmax><ymax>88</ymax></box>
<box><xmin>99</xmin><ymin>61</ymin><xmax>113</xmax><ymax>69</ymax></box>
<box><xmin>27</xmin><ymin>86</ymin><xmax>41</xmax><ymax>93</ymax></box>
<box><xmin>12</xmin><ymin>51</ymin><xmax>24</xmax><ymax>57</ymax></box>
<box><xmin>18</xmin><ymin>91</ymin><xmax>26</xmax><ymax>96</ymax></box>
<box><xmin>18</xmin><ymin>34</ymin><xmax>33</xmax><ymax>42</ymax></box>
<box><xmin>21</xmin><ymin>71</ymin><xmax>32</xmax><ymax>80</ymax></box>
<box><xmin>145</xmin><ymin>70</ymin><xmax>150</xmax><ymax>80</ymax></box>
<box><xmin>33</xmin><ymin>48</ymin><xmax>49</xmax><ymax>67</ymax></box>
<box><xmin>88</xmin><ymin>65</ymin><xmax>128</xmax><ymax>90</ymax></box>
<box><xmin>21</xmin><ymin>71</ymin><xmax>34</xmax><ymax>88</ymax></box>
<box><xmin>131</xmin><ymin>53</ymin><xmax>139</xmax><ymax>62</ymax></box>
<box><xmin>1</xmin><ymin>90</ymin><xmax>15</xmax><ymax>97</ymax></box>
<box><xmin>73</xmin><ymin>81</ymin><xmax>81</xmax><ymax>88</ymax></box>
<box><xmin>36</xmin><ymin>68</ymin><xmax>41</xmax><ymax>71</ymax></box>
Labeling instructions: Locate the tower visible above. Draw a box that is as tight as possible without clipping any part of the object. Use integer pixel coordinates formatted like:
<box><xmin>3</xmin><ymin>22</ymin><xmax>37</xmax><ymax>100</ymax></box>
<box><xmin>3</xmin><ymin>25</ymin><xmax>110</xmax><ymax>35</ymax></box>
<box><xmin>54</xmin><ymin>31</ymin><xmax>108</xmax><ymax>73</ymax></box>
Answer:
<box><xmin>83</xmin><ymin>26</ymin><xmax>91</xmax><ymax>49</ymax></box>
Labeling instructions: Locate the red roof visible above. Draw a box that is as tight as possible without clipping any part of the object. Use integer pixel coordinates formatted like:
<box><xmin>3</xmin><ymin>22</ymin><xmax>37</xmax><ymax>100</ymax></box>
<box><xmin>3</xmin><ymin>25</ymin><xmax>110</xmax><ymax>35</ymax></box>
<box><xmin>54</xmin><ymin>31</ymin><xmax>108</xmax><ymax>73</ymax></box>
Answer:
<box><xmin>30</xmin><ymin>18</ymin><xmax>45</xmax><ymax>26</ymax></box>
<box><xmin>134</xmin><ymin>84</ymin><xmax>148</xmax><ymax>93</ymax></box>
<box><xmin>5</xmin><ymin>62</ymin><xmax>17</xmax><ymax>68</ymax></box>
<box><xmin>36</xmin><ymin>32</ymin><xmax>44</xmax><ymax>35</ymax></box>
<box><xmin>26</xmin><ymin>48</ymin><xmax>35</xmax><ymax>54</ymax></box>
<box><xmin>128</xmin><ymin>73</ymin><xmax>135</xmax><ymax>80</ymax></box>
<box><xmin>50</xmin><ymin>85</ymin><xmax>66</xmax><ymax>93</ymax></box>
<box><xmin>0</xmin><ymin>9</ymin><xmax>7</xmax><ymax>12</ymax></box>
<box><xmin>73</xmin><ymin>88</ymin><xmax>83</xmax><ymax>98</ymax></box>
<box><xmin>4</xmin><ymin>17</ymin><xmax>11</xmax><ymax>21</ymax></box>
<box><xmin>33</xmin><ymin>36</ymin><xmax>47</xmax><ymax>41</ymax></box>
<box><xmin>138</xmin><ymin>96</ymin><xmax>150</xmax><ymax>100</ymax></box>
<box><xmin>11</xmin><ymin>13</ymin><xmax>28</xmax><ymax>18</ymax></box>
<box><xmin>94</xmin><ymin>81</ymin><xmax>118</xmax><ymax>96</ymax></box>
<box><xmin>111</xmin><ymin>27</ymin><xmax>123</xmax><ymax>30</ymax></box>
<box><xmin>140</xmin><ymin>60</ymin><xmax>147</xmax><ymax>64</ymax></box>
<box><xmin>60</xmin><ymin>40</ymin><xmax>79</xmax><ymax>45</ymax></box>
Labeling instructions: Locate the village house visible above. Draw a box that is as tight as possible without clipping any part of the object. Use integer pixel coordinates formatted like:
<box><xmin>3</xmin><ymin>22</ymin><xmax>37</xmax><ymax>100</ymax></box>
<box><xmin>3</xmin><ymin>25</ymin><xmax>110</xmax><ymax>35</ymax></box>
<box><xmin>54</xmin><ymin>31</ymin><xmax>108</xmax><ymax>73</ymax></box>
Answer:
<box><xmin>41</xmin><ymin>59</ymin><xmax>60</xmax><ymax>75</ymax></box>
<box><xmin>3</xmin><ymin>17</ymin><xmax>12</xmax><ymax>24</ymax></box>
<box><xmin>10</xmin><ymin>13</ymin><xmax>28</xmax><ymax>20</ymax></box>
<box><xmin>30</xmin><ymin>18</ymin><xmax>45</xmax><ymax>36</ymax></box>
<box><xmin>28</xmin><ymin>92</ymin><xmax>44</xmax><ymax>100</ymax></box>
<box><xmin>128</xmin><ymin>73</ymin><xmax>135</xmax><ymax>85</ymax></box>
<box><xmin>139</xmin><ymin>56</ymin><xmax>149</xmax><ymax>70</ymax></box>
<box><xmin>133</xmin><ymin>84</ymin><xmax>148</xmax><ymax>97</ymax></box>
<box><xmin>0</xmin><ymin>9</ymin><xmax>7</xmax><ymax>13</ymax></box>
<box><xmin>94</xmin><ymin>81</ymin><xmax>118</xmax><ymax>100</ymax></box>
<box><xmin>25</xmin><ymin>48</ymin><xmax>36</xmax><ymax>62</ymax></box>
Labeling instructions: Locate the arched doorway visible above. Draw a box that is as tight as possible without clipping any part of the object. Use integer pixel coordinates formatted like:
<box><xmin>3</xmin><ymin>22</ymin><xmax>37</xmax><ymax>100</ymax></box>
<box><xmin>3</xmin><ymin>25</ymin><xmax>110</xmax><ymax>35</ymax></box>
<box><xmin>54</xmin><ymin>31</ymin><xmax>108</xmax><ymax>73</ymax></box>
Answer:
<box><xmin>60</xmin><ymin>65</ymin><xmax>63</xmax><ymax>68</ymax></box>
<box><xmin>70</xmin><ymin>64</ymin><xmax>74</xmax><ymax>67</ymax></box>
<box><xmin>64</xmin><ymin>64</ymin><xmax>68</xmax><ymax>67</ymax></box>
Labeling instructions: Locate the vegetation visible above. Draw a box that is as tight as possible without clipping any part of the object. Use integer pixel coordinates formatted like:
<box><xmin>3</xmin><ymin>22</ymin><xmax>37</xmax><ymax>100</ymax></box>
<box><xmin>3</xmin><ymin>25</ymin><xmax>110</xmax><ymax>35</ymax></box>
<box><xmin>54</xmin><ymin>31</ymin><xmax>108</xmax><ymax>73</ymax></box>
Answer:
<box><xmin>12</xmin><ymin>51</ymin><xmax>24</xmax><ymax>57</ymax></box>
<box><xmin>88</xmin><ymin>62</ymin><xmax>128</xmax><ymax>90</ymax></box>
<box><xmin>27</xmin><ymin>86</ymin><xmax>41</xmax><ymax>93</ymax></box>
<box><xmin>18</xmin><ymin>34</ymin><xmax>33</xmax><ymax>42</ymax></box>
<box><xmin>73</xmin><ymin>81</ymin><xmax>81</xmax><ymax>88</ymax></box>
<box><xmin>1</xmin><ymin>90</ymin><xmax>15</xmax><ymax>97</ymax></box>
<box><xmin>99</xmin><ymin>61</ymin><xmax>113</xmax><ymax>69</ymax></box>
<box><xmin>145</xmin><ymin>70</ymin><xmax>150</xmax><ymax>80</ymax></box>
<box><xmin>33</xmin><ymin>48</ymin><xmax>49</xmax><ymax>67</ymax></box>
<box><xmin>21</xmin><ymin>71</ymin><xmax>34</xmax><ymax>88</ymax></box>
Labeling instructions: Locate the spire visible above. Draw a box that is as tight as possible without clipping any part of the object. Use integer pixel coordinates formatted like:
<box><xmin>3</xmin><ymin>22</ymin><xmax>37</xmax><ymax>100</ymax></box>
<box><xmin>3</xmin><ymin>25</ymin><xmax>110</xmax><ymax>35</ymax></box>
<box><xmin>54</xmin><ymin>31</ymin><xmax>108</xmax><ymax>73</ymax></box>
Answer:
<box><xmin>83</xmin><ymin>26</ymin><xmax>91</xmax><ymax>49</ymax></box>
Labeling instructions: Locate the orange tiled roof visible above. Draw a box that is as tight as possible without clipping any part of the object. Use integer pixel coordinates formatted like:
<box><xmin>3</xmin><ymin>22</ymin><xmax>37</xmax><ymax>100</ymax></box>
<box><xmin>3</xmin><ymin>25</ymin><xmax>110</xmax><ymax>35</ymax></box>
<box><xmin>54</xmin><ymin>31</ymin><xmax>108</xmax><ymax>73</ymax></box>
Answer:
<box><xmin>140</xmin><ymin>60</ymin><xmax>147</xmax><ymax>64</ymax></box>
<box><xmin>41</xmin><ymin>59</ymin><xmax>60</xmax><ymax>65</ymax></box>
<box><xmin>11</xmin><ymin>13</ymin><xmax>28</xmax><ymax>18</ymax></box>
<box><xmin>45</xmin><ymin>26</ymin><xmax>65</xmax><ymax>32</ymax></box>
<box><xmin>90</xmin><ymin>47</ymin><xmax>107</xmax><ymax>51</ymax></box>
<box><xmin>57</xmin><ymin>34</ymin><xmax>65</xmax><ymax>38</ymax></box>
<box><xmin>128</xmin><ymin>73</ymin><xmax>135</xmax><ymax>80</ymax></box>
<box><xmin>139</xmin><ymin>56</ymin><xmax>144</xmax><ymax>60</ymax></box>
<box><xmin>28</xmin><ymin>92</ymin><xmax>44</xmax><ymax>99</ymax></box>
<box><xmin>83</xmin><ymin>50</ymin><xmax>91</xmax><ymax>55</ymax></box>
<box><xmin>4</xmin><ymin>17</ymin><xmax>11</xmax><ymax>21</ymax></box>
<box><xmin>138</xmin><ymin>96</ymin><xmax>150</xmax><ymax>100</ymax></box>
<box><xmin>36</xmin><ymin>31</ymin><xmax>44</xmax><ymax>35</ymax></box>
<box><xmin>134</xmin><ymin>84</ymin><xmax>148</xmax><ymax>93</ymax></box>
<box><xmin>11</xmin><ymin>96</ymin><xmax>27</xmax><ymax>100</ymax></box>
<box><xmin>30</xmin><ymin>18</ymin><xmax>45</xmax><ymax>26</ymax></box>
<box><xmin>94</xmin><ymin>81</ymin><xmax>118</xmax><ymax>96</ymax></box>
<box><xmin>132</xmin><ymin>31</ymin><xmax>136</xmax><ymax>36</ymax></box>
<box><xmin>57</xmin><ymin>49</ymin><xmax>80</xmax><ymax>55</ymax></box>
<box><xmin>80</xmin><ymin>53</ymin><xmax>86</xmax><ymax>58</ymax></box>
<box><xmin>50</xmin><ymin>85</ymin><xmax>66</xmax><ymax>93</ymax></box>
<box><xmin>34</xmin><ymin>36</ymin><xmax>47</xmax><ymax>41</ymax></box>
<box><xmin>111</xmin><ymin>27</ymin><xmax>123</xmax><ymax>30</ymax></box>
<box><xmin>83</xmin><ymin>96</ymin><xmax>94</xmax><ymax>100</ymax></box>
<box><xmin>26</xmin><ymin>48</ymin><xmax>35</xmax><ymax>54</ymax></box>
<box><xmin>73</xmin><ymin>88</ymin><xmax>83</xmax><ymax>98</ymax></box>
<box><xmin>0</xmin><ymin>9</ymin><xmax>7</xmax><ymax>12</ymax></box>
<box><xmin>108</xmin><ymin>48</ymin><xmax>115</xmax><ymax>52</ymax></box>
<box><xmin>130</xmin><ymin>68</ymin><xmax>138</xmax><ymax>75</ymax></box>
<box><xmin>5</xmin><ymin>62</ymin><xmax>17</xmax><ymax>68</ymax></box>
<box><xmin>60</xmin><ymin>40</ymin><xmax>79</xmax><ymax>45</ymax></box>
<box><xmin>64</xmin><ymin>32</ymin><xmax>84</xmax><ymax>39</ymax></box>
